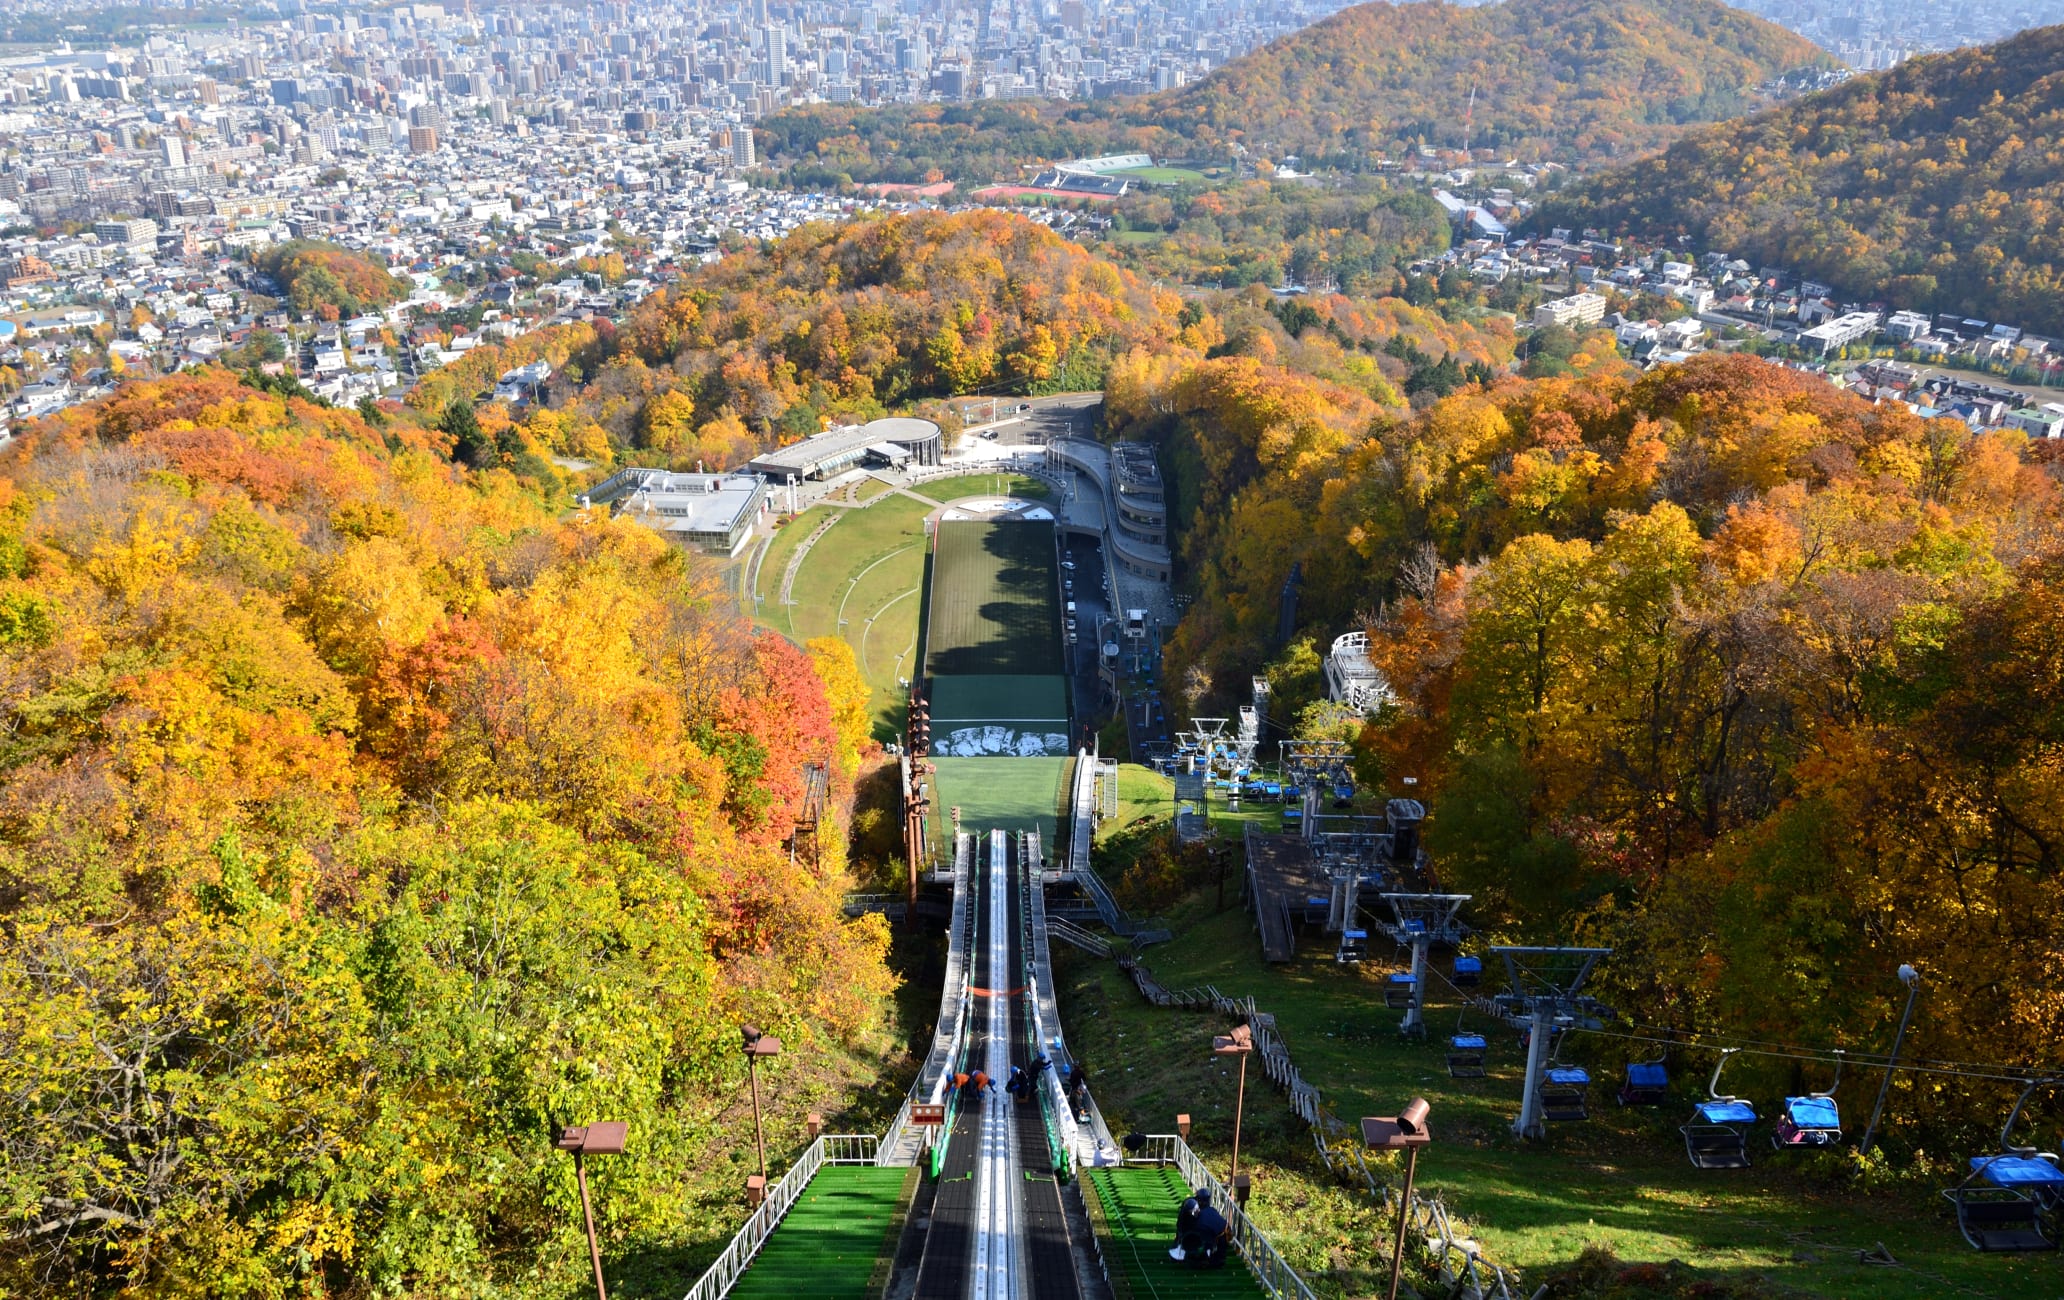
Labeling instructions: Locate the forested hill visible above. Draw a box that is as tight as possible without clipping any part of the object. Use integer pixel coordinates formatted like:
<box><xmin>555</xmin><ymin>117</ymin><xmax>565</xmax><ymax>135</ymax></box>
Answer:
<box><xmin>0</xmin><ymin>372</ymin><xmax>896</xmax><ymax>1291</ymax></box>
<box><xmin>1114</xmin><ymin>300</ymin><xmax>2064</xmax><ymax>1110</ymax></box>
<box><xmin>1536</xmin><ymin>24</ymin><xmax>2064</xmax><ymax>334</ymax></box>
<box><xmin>1143</xmin><ymin>0</ymin><xmax>1830</xmax><ymax>165</ymax></box>
<box><xmin>761</xmin><ymin>0</ymin><xmax>1828</xmax><ymax>183</ymax></box>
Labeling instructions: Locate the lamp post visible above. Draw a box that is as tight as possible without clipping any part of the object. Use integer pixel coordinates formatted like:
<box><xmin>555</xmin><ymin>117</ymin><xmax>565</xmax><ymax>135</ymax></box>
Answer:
<box><xmin>1860</xmin><ymin>964</ymin><xmax>1921</xmax><ymax>1156</ymax></box>
<box><xmin>555</xmin><ymin>1121</ymin><xmax>628</xmax><ymax>1300</ymax></box>
<box><xmin>1363</xmin><ymin>1099</ymin><xmax>1433</xmax><ymax>1300</ymax></box>
<box><xmin>742</xmin><ymin>1024</ymin><xmax>784</xmax><ymax>1189</ymax></box>
<box><xmin>1212</xmin><ymin>1023</ymin><xmax>1254</xmax><ymax>1202</ymax></box>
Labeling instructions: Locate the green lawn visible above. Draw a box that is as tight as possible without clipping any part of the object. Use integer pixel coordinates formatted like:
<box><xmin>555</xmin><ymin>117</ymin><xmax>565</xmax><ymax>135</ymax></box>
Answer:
<box><xmin>1099</xmin><ymin>764</ymin><xmax>1289</xmax><ymax>839</ymax></box>
<box><xmin>1112</xmin><ymin>166</ymin><xmax>1209</xmax><ymax>185</ymax></box>
<box><xmin>756</xmin><ymin>496</ymin><xmax>933</xmax><ymax>741</ymax></box>
<box><xmin>917</xmin><ymin>471</ymin><xmax>1051</xmax><ymax>502</ymax></box>
<box><xmin>852</xmin><ymin>476</ymin><xmax>893</xmax><ymax>502</ymax></box>
<box><xmin>1055</xmin><ymin>892</ymin><xmax>2041</xmax><ymax>1299</ymax></box>
<box><xmin>1101</xmin><ymin>764</ymin><xmax>1175</xmax><ymax>841</ymax></box>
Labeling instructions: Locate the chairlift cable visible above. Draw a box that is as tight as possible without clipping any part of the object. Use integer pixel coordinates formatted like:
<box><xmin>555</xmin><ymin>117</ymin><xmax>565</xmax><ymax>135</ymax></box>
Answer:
<box><xmin>1408</xmin><ymin>959</ymin><xmax>2057</xmax><ymax>1086</ymax></box>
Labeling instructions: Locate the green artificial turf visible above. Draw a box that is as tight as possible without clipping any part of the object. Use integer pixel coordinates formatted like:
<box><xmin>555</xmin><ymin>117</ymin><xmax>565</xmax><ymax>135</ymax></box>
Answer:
<box><xmin>928</xmin><ymin>757</ymin><xmax>1069</xmax><ymax>846</ymax></box>
<box><xmin>1084</xmin><ymin>1165</ymin><xmax>1265</xmax><ymax>1299</ymax></box>
<box><xmin>727</xmin><ymin>1166</ymin><xmax>911</xmax><ymax>1300</ymax></box>
<box><xmin>925</xmin><ymin>519</ymin><xmax>1063</xmax><ymax>678</ymax></box>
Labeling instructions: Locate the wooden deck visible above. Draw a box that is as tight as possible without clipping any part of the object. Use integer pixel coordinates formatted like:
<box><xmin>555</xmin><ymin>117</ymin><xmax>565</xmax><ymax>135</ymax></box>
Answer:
<box><xmin>1242</xmin><ymin>824</ymin><xmax>1329</xmax><ymax>964</ymax></box>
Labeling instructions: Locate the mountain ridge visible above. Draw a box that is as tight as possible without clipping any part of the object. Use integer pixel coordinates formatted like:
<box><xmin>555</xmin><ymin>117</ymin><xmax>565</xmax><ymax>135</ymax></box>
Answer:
<box><xmin>1535</xmin><ymin>22</ymin><xmax>2064</xmax><ymax>334</ymax></box>
<box><xmin>762</xmin><ymin>0</ymin><xmax>1832</xmax><ymax>183</ymax></box>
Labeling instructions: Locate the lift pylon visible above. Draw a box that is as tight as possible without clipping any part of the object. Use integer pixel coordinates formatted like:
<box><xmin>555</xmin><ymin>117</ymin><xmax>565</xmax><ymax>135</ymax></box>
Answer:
<box><xmin>1489</xmin><ymin>946</ymin><xmax>1613</xmax><ymax>1140</ymax></box>
<box><xmin>1377</xmin><ymin>893</ymin><xmax>1471</xmax><ymax>1037</ymax></box>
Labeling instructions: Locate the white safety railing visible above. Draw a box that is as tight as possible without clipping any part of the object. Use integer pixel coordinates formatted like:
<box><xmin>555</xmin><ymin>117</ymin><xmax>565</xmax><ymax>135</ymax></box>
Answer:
<box><xmin>878</xmin><ymin>839</ymin><xmax>975</xmax><ymax>1164</ymax></box>
<box><xmin>678</xmin><ymin>1133</ymin><xmax>880</xmax><ymax>1300</ymax></box>
<box><xmin>1123</xmin><ymin>1134</ymin><xmax>1318</xmax><ymax>1300</ymax></box>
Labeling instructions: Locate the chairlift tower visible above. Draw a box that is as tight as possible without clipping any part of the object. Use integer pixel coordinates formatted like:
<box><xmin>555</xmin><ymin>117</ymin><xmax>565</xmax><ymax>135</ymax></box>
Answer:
<box><xmin>1489</xmin><ymin>946</ymin><xmax>1613</xmax><ymax>1140</ymax></box>
<box><xmin>1378</xmin><ymin>893</ymin><xmax>1471</xmax><ymax>1037</ymax></box>
<box><xmin>1180</xmin><ymin>717</ymin><xmax>1234</xmax><ymax>775</ymax></box>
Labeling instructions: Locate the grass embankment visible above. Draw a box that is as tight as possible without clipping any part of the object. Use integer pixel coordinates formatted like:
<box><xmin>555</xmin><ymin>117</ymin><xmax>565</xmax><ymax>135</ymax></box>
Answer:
<box><xmin>914</xmin><ymin>470</ymin><xmax>1051</xmax><ymax>502</ymax></box>
<box><xmin>754</xmin><ymin>496</ymin><xmax>931</xmax><ymax>740</ymax></box>
<box><xmin>750</xmin><ymin>472</ymin><xmax>1055</xmax><ymax>741</ymax></box>
<box><xmin>1099</xmin><ymin>764</ymin><xmax>1291</xmax><ymax>841</ymax></box>
<box><xmin>1058</xmin><ymin>795</ymin><xmax>2039</xmax><ymax>1299</ymax></box>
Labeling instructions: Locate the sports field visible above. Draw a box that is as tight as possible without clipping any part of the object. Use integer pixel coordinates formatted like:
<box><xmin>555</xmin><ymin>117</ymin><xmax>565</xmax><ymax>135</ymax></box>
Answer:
<box><xmin>923</xmin><ymin>520</ymin><xmax>1063</xmax><ymax>679</ymax></box>
<box><xmin>1111</xmin><ymin>165</ymin><xmax>1209</xmax><ymax>185</ymax></box>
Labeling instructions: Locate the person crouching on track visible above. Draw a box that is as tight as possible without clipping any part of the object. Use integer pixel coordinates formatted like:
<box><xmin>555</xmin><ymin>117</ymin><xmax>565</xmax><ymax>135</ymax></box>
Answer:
<box><xmin>1169</xmin><ymin>1186</ymin><xmax>1229</xmax><ymax>1266</ymax></box>
<box><xmin>1006</xmin><ymin>1065</ymin><xmax>1030</xmax><ymax>1102</ymax></box>
<box><xmin>966</xmin><ymin>1069</ymin><xmax>994</xmax><ymax>1104</ymax></box>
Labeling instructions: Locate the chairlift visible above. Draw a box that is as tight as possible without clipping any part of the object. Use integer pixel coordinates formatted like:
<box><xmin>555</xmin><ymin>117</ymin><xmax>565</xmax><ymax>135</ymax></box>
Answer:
<box><xmin>1773</xmin><ymin>1049</ymin><xmax>1844</xmax><ymax>1149</ymax></box>
<box><xmin>1944</xmin><ymin>1076</ymin><xmax>2064</xmax><ymax>1252</ymax></box>
<box><xmin>1618</xmin><ymin>1049</ymin><xmax>1669</xmax><ymax>1107</ymax></box>
<box><xmin>1337</xmin><ymin>928</ymin><xmax>1367</xmax><ymax>965</ymax></box>
<box><xmin>1447</xmin><ymin>1033</ymin><xmax>1488</xmax><ymax>1079</ymax></box>
<box><xmin>1538</xmin><ymin>1035</ymin><xmax>1592</xmax><ymax>1123</ymax></box>
<box><xmin>1452</xmin><ymin>954</ymin><xmax>1483</xmax><ymax>988</ymax></box>
<box><xmin>1447</xmin><ymin>1007</ymin><xmax>1487</xmax><ymax>1079</ymax></box>
<box><xmin>1682</xmin><ymin>1048</ymin><xmax>1758</xmax><ymax>1169</ymax></box>
<box><xmin>1384</xmin><ymin>972</ymin><xmax>1417</xmax><ymax>1009</ymax></box>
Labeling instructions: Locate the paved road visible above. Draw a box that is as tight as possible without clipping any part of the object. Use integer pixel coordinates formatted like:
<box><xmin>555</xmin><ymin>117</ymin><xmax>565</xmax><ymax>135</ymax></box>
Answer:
<box><xmin>992</xmin><ymin>393</ymin><xmax>1100</xmax><ymax>448</ymax></box>
<box><xmin>1060</xmin><ymin>531</ymin><xmax>1111</xmax><ymax>734</ymax></box>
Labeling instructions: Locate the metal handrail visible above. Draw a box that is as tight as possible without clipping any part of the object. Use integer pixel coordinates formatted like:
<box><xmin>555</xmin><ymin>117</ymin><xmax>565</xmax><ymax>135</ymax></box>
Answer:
<box><xmin>678</xmin><ymin>1133</ymin><xmax>879</xmax><ymax>1300</ymax></box>
<box><xmin>1123</xmin><ymin>1134</ymin><xmax>1318</xmax><ymax>1300</ymax></box>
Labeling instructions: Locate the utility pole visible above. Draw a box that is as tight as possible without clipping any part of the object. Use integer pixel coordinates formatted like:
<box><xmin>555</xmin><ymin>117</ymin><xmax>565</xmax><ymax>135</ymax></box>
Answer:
<box><xmin>1860</xmin><ymin>964</ymin><xmax>1921</xmax><ymax>1155</ymax></box>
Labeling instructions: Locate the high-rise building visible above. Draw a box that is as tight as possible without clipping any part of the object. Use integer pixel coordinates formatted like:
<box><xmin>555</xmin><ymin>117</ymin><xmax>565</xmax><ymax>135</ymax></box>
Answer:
<box><xmin>762</xmin><ymin>24</ymin><xmax>787</xmax><ymax>82</ymax></box>
<box><xmin>160</xmin><ymin>135</ymin><xmax>186</xmax><ymax>168</ymax></box>
<box><xmin>731</xmin><ymin>127</ymin><xmax>756</xmax><ymax>167</ymax></box>
<box><xmin>93</xmin><ymin>217</ymin><xmax>159</xmax><ymax>248</ymax></box>
<box><xmin>408</xmin><ymin>124</ymin><xmax>440</xmax><ymax>154</ymax></box>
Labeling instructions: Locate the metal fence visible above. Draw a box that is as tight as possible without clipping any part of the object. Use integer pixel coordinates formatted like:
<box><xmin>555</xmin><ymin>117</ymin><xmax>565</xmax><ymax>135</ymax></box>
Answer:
<box><xmin>677</xmin><ymin>1133</ymin><xmax>879</xmax><ymax>1300</ymax></box>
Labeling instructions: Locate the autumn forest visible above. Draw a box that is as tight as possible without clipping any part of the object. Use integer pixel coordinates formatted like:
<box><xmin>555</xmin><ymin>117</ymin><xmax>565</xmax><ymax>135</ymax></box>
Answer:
<box><xmin>9</xmin><ymin>1</ymin><xmax>2064</xmax><ymax>1289</ymax></box>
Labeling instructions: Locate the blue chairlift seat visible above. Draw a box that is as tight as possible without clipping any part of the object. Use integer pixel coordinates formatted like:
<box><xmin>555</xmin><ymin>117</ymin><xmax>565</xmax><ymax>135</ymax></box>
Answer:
<box><xmin>1774</xmin><ymin>1095</ymin><xmax>1843</xmax><ymax>1148</ymax></box>
<box><xmin>1619</xmin><ymin>1060</ymin><xmax>1669</xmax><ymax>1107</ymax></box>
<box><xmin>1283</xmin><ymin>808</ymin><xmax>1303</xmax><ymax>826</ymax></box>
<box><xmin>1683</xmin><ymin>1098</ymin><xmax>1758</xmax><ymax>1170</ymax></box>
<box><xmin>1337</xmin><ymin>929</ymin><xmax>1368</xmax><ymax>965</ymax></box>
<box><xmin>1283</xmin><ymin>785</ymin><xmax>1302</xmax><ymax>801</ymax></box>
<box><xmin>1447</xmin><ymin>1033</ymin><xmax>1488</xmax><ymax>1079</ymax></box>
<box><xmin>1974</xmin><ymin>1156</ymin><xmax>2064</xmax><ymax>1190</ymax></box>
<box><xmin>1452</xmin><ymin>955</ymin><xmax>1483</xmax><ymax>987</ymax></box>
<box><xmin>1947</xmin><ymin>1153</ymin><xmax>2064</xmax><ymax>1252</ymax></box>
<box><xmin>1384</xmin><ymin>972</ymin><xmax>1417</xmax><ymax>1009</ymax></box>
<box><xmin>1946</xmin><ymin>1075</ymin><xmax>2064</xmax><ymax>1250</ymax></box>
<box><xmin>1541</xmin><ymin>1066</ymin><xmax>1592</xmax><ymax>1123</ymax></box>
<box><xmin>1683</xmin><ymin>1051</ymin><xmax>1760</xmax><ymax>1171</ymax></box>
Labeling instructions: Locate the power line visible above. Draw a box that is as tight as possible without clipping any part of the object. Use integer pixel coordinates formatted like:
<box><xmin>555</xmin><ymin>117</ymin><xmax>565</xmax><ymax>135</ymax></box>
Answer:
<box><xmin>1400</xmin><ymin>943</ymin><xmax>2060</xmax><ymax>1089</ymax></box>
